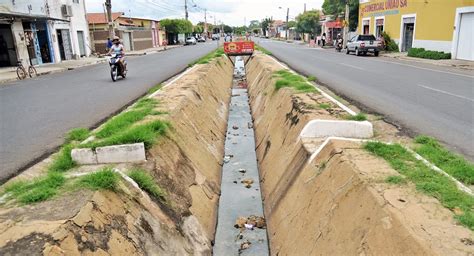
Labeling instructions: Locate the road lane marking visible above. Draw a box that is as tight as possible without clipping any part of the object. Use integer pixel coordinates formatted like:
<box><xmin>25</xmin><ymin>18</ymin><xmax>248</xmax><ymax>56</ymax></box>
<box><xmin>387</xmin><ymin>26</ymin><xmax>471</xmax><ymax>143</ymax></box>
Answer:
<box><xmin>417</xmin><ymin>84</ymin><xmax>474</xmax><ymax>102</ymax></box>
<box><xmin>340</xmin><ymin>63</ymin><xmax>365</xmax><ymax>71</ymax></box>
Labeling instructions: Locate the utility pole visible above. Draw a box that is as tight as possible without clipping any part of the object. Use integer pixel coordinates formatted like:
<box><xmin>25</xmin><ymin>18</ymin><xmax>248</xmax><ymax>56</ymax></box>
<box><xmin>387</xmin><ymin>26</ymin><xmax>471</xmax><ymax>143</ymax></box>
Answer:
<box><xmin>304</xmin><ymin>3</ymin><xmax>306</xmax><ymax>13</ymax></box>
<box><xmin>105</xmin><ymin>0</ymin><xmax>114</xmax><ymax>39</ymax></box>
<box><xmin>285</xmin><ymin>8</ymin><xmax>289</xmax><ymax>40</ymax></box>
<box><xmin>185</xmin><ymin>0</ymin><xmax>188</xmax><ymax>20</ymax></box>
<box><xmin>204</xmin><ymin>9</ymin><xmax>208</xmax><ymax>35</ymax></box>
<box><xmin>343</xmin><ymin>1</ymin><xmax>349</xmax><ymax>48</ymax></box>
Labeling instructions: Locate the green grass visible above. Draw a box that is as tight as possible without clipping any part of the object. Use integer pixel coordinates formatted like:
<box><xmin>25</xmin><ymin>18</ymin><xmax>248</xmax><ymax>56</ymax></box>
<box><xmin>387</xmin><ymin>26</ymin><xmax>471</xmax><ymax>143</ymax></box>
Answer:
<box><xmin>83</xmin><ymin>120</ymin><xmax>169</xmax><ymax>149</ymax></box>
<box><xmin>385</xmin><ymin>175</ymin><xmax>406</xmax><ymax>185</ymax></box>
<box><xmin>189</xmin><ymin>47</ymin><xmax>225</xmax><ymax>66</ymax></box>
<box><xmin>318</xmin><ymin>103</ymin><xmax>331</xmax><ymax>109</ymax></box>
<box><xmin>66</xmin><ymin>128</ymin><xmax>90</xmax><ymax>143</ymax></box>
<box><xmin>414</xmin><ymin>135</ymin><xmax>474</xmax><ymax>185</ymax></box>
<box><xmin>307</xmin><ymin>75</ymin><xmax>316</xmax><ymax>82</ymax></box>
<box><xmin>273</xmin><ymin>70</ymin><xmax>316</xmax><ymax>93</ymax></box>
<box><xmin>364</xmin><ymin>141</ymin><xmax>474</xmax><ymax>230</ymax></box>
<box><xmin>408</xmin><ymin>48</ymin><xmax>451</xmax><ymax>60</ymax></box>
<box><xmin>77</xmin><ymin>167</ymin><xmax>119</xmax><ymax>191</ymax></box>
<box><xmin>95</xmin><ymin>98</ymin><xmax>158</xmax><ymax>139</ymax></box>
<box><xmin>255</xmin><ymin>44</ymin><xmax>272</xmax><ymax>55</ymax></box>
<box><xmin>48</xmin><ymin>144</ymin><xmax>76</xmax><ymax>173</ymax></box>
<box><xmin>147</xmin><ymin>83</ymin><xmax>162</xmax><ymax>95</ymax></box>
<box><xmin>345</xmin><ymin>113</ymin><xmax>367</xmax><ymax>121</ymax></box>
<box><xmin>128</xmin><ymin>169</ymin><xmax>165</xmax><ymax>200</ymax></box>
<box><xmin>4</xmin><ymin>173</ymin><xmax>65</xmax><ymax>204</ymax></box>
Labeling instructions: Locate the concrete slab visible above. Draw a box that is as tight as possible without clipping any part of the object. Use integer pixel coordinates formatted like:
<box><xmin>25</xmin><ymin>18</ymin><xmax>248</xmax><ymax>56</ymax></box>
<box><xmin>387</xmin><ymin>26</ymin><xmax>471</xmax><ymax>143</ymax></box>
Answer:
<box><xmin>300</xmin><ymin>119</ymin><xmax>373</xmax><ymax>139</ymax></box>
<box><xmin>95</xmin><ymin>143</ymin><xmax>146</xmax><ymax>164</ymax></box>
<box><xmin>71</xmin><ymin>148</ymin><xmax>97</xmax><ymax>165</ymax></box>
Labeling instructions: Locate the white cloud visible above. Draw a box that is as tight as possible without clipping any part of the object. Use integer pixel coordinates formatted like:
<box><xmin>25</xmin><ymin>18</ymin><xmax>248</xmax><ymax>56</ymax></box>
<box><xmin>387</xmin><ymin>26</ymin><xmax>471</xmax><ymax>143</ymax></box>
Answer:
<box><xmin>85</xmin><ymin>0</ymin><xmax>325</xmax><ymax>26</ymax></box>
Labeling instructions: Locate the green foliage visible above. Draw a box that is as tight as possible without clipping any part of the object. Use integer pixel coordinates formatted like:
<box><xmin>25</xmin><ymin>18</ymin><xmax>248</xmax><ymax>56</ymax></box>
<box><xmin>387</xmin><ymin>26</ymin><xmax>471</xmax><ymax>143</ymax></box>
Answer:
<box><xmin>261</xmin><ymin>17</ymin><xmax>274</xmax><ymax>36</ymax></box>
<box><xmin>381</xmin><ymin>31</ymin><xmax>399</xmax><ymax>52</ymax></box>
<box><xmin>255</xmin><ymin>44</ymin><xmax>272</xmax><ymax>55</ymax></box>
<box><xmin>95</xmin><ymin>98</ymin><xmax>158</xmax><ymax>139</ymax></box>
<box><xmin>4</xmin><ymin>173</ymin><xmax>65</xmax><ymax>204</ymax></box>
<box><xmin>408</xmin><ymin>48</ymin><xmax>451</xmax><ymax>60</ymax></box>
<box><xmin>273</xmin><ymin>70</ymin><xmax>317</xmax><ymax>93</ymax></box>
<box><xmin>160</xmin><ymin>19</ymin><xmax>193</xmax><ymax>34</ymax></box>
<box><xmin>66</xmin><ymin>128</ymin><xmax>90</xmax><ymax>143</ymax></box>
<box><xmin>223</xmin><ymin>25</ymin><xmax>233</xmax><ymax>34</ymax></box>
<box><xmin>147</xmin><ymin>83</ymin><xmax>162</xmax><ymax>96</ymax></box>
<box><xmin>414</xmin><ymin>135</ymin><xmax>474</xmax><ymax>185</ymax></box>
<box><xmin>385</xmin><ymin>175</ymin><xmax>406</xmax><ymax>184</ymax></box>
<box><xmin>322</xmin><ymin>0</ymin><xmax>359</xmax><ymax>31</ymax></box>
<box><xmin>364</xmin><ymin>142</ymin><xmax>474</xmax><ymax>230</ymax></box>
<box><xmin>307</xmin><ymin>75</ymin><xmax>316</xmax><ymax>81</ymax></box>
<box><xmin>318</xmin><ymin>103</ymin><xmax>331</xmax><ymax>109</ymax></box>
<box><xmin>128</xmin><ymin>169</ymin><xmax>165</xmax><ymax>200</ymax></box>
<box><xmin>296</xmin><ymin>10</ymin><xmax>321</xmax><ymax>36</ymax></box>
<box><xmin>48</xmin><ymin>144</ymin><xmax>76</xmax><ymax>173</ymax></box>
<box><xmin>78</xmin><ymin>167</ymin><xmax>119</xmax><ymax>191</ymax></box>
<box><xmin>345</xmin><ymin>113</ymin><xmax>367</xmax><ymax>121</ymax></box>
<box><xmin>194</xmin><ymin>24</ymin><xmax>204</xmax><ymax>34</ymax></box>
<box><xmin>189</xmin><ymin>47</ymin><xmax>224</xmax><ymax>66</ymax></box>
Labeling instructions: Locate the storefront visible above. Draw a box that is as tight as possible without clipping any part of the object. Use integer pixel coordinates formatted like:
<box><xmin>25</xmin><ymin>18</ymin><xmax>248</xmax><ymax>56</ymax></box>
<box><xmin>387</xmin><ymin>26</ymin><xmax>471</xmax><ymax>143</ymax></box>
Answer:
<box><xmin>358</xmin><ymin>0</ymin><xmax>474</xmax><ymax>60</ymax></box>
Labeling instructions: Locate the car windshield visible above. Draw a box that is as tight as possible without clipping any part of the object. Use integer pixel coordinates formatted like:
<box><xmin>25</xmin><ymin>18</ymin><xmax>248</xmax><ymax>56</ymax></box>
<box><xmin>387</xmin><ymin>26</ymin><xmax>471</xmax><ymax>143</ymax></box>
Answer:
<box><xmin>358</xmin><ymin>35</ymin><xmax>376</xmax><ymax>41</ymax></box>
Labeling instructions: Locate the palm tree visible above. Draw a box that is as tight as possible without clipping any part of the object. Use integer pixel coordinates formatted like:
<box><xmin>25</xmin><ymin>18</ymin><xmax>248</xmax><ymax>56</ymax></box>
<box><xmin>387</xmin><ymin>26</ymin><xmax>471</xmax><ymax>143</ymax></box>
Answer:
<box><xmin>261</xmin><ymin>17</ymin><xmax>274</xmax><ymax>37</ymax></box>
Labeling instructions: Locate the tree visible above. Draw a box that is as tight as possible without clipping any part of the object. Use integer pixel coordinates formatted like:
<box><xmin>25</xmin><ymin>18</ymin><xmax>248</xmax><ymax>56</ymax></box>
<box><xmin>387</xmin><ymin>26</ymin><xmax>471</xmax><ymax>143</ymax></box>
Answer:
<box><xmin>322</xmin><ymin>0</ymin><xmax>359</xmax><ymax>31</ymax></box>
<box><xmin>223</xmin><ymin>25</ymin><xmax>232</xmax><ymax>34</ymax></box>
<box><xmin>249</xmin><ymin>20</ymin><xmax>260</xmax><ymax>30</ymax></box>
<box><xmin>197</xmin><ymin>21</ymin><xmax>213</xmax><ymax>32</ymax></box>
<box><xmin>261</xmin><ymin>17</ymin><xmax>273</xmax><ymax>36</ymax></box>
<box><xmin>194</xmin><ymin>24</ymin><xmax>204</xmax><ymax>34</ymax></box>
<box><xmin>234</xmin><ymin>26</ymin><xmax>248</xmax><ymax>35</ymax></box>
<box><xmin>296</xmin><ymin>10</ymin><xmax>321</xmax><ymax>38</ymax></box>
<box><xmin>160</xmin><ymin>19</ymin><xmax>193</xmax><ymax>34</ymax></box>
<box><xmin>287</xmin><ymin>20</ymin><xmax>297</xmax><ymax>28</ymax></box>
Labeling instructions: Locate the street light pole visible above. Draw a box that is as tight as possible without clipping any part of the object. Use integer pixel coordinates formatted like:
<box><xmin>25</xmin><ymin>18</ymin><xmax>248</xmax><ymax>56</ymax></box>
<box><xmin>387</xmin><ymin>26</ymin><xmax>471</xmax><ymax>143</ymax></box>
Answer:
<box><xmin>286</xmin><ymin>8</ymin><xmax>289</xmax><ymax>40</ymax></box>
<box><xmin>185</xmin><ymin>0</ymin><xmax>189</xmax><ymax>20</ymax></box>
<box><xmin>105</xmin><ymin>0</ymin><xmax>114</xmax><ymax>39</ymax></box>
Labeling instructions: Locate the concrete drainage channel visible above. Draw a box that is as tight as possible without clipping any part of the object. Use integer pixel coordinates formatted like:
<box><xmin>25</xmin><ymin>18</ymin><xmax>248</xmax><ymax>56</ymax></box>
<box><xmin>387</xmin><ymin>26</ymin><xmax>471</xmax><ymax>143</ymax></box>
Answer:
<box><xmin>214</xmin><ymin>57</ymin><xmax>269</xmax><ymax>255</ymax></box>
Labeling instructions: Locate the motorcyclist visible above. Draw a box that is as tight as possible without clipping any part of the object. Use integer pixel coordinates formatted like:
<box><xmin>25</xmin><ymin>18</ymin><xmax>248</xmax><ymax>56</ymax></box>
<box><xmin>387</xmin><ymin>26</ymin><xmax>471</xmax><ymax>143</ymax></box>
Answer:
<box><xmin>336</xmin><ymin>33</ymin><xmax>343</xmax><ymax>50</ymax></box>
<box><xmin>108</xmin><ymin>36</ymin><xmax>126</xmax><ymax>75</ymax></box>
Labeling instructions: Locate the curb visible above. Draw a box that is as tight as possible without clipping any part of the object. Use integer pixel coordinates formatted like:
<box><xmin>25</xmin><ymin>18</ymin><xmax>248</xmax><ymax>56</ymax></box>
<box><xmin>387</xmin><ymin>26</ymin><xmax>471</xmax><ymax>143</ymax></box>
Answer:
<box><xmin>71</xmin><ymin>143</ymin><xmax>146</xmax><ymax>165</ymax></box>
<box><xmin>300</xmin><ymin>120</ymin><xmax>373</xmax><ymax>139</ymax></box>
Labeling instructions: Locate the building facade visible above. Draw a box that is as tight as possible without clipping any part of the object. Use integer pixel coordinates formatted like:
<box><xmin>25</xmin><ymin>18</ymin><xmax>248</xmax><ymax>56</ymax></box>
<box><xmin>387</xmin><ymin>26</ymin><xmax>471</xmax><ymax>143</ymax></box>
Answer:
<box><xmin>0</xmin><ymin>0</ymin><xmax>91</xmax><ymax>68</ymax></box>
<box><xmin>358</xmin><ymin>0</ymin><xmax>474</xmax><ymax>60</ymax></box>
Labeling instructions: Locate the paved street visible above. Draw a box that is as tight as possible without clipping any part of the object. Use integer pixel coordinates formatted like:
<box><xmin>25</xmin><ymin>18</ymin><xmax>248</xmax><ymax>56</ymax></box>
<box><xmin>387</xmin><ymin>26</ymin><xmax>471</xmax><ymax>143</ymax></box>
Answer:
<box><xmin>0</xmin><ymin>42</ymin><xmax>217</xmax><ymax>181</ymax></box>
<box><xmin>256</xmin><ymin>39</ymin><xmax>474</xmax><ymax>160</ymax></box>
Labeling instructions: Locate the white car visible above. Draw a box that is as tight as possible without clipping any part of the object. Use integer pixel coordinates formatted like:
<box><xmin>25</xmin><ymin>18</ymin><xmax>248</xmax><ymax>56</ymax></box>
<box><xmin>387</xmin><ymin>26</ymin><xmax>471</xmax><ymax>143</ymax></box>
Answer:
<box><xmin>185</xmin><ymin>37</ymin><xmax>197</xmax><ymax>45</ymax></box>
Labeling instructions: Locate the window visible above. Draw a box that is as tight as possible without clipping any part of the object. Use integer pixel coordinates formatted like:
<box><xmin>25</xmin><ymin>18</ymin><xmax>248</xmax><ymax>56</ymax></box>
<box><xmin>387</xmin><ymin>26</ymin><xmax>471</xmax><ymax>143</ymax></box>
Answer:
<box><xmin>73</xmin><ymin>0</ymin><xmax>79</xmax><ymax>3</ymax></box>
<box><xmin>375</xmin><ymin>18</ymin><xmax>384</xmax><ymax>38</ymax></box>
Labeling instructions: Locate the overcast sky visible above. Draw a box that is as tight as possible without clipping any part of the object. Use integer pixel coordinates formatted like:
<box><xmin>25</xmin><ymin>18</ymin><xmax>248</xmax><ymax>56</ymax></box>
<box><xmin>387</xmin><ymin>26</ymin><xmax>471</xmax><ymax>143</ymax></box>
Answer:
<box><xmin>85</xmin><ymin>0</ymin><xmax>325</xmax><ymax>26</ymax></box>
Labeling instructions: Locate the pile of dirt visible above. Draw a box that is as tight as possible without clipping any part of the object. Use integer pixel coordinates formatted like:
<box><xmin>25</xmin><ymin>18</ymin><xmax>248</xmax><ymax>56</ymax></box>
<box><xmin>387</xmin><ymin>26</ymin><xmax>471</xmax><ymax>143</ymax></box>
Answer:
<box><xmin>246</xmin><ymin>52</ymin><xmax>474</xmax><ymax>255</ymax></box>
<box><xmin>0</xmin><ymin>56</ymin><xmax>234</xmax><ymax>255</ymax></box>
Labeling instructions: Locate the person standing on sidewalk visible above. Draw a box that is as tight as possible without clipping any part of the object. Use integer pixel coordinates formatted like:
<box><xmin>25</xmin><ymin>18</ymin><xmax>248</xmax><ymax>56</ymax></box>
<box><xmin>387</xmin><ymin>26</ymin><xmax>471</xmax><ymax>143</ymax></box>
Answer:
<box><xmin>321</xmin><ymin>33</ymin><xmax>326</xmax><ymax>47</ymax></box>
<box><xmin>106</xmin><ymin>38</ymin><xmax>113</xmax><ymax>52</ymax></box>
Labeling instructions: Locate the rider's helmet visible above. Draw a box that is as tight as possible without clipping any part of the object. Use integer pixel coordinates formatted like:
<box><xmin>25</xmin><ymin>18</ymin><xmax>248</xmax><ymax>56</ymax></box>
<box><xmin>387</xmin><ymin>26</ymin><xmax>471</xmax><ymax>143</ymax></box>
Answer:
<box><xmin>112</xmin><ymin>36</ymin><xmax>120</xmax><ymax>44</ymax></box>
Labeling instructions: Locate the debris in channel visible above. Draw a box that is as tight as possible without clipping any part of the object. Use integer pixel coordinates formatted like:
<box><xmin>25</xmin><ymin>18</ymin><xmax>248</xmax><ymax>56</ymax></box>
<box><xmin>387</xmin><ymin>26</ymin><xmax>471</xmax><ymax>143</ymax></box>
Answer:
<box><xmin>241</xmin><ymin>178</ymin><xmax>254</xmax><ymax>188</ymax></box>
<box><xmin>234</xmin><ymin>215</ymin><xmax>266</xmax><ymax>230</ymax></box>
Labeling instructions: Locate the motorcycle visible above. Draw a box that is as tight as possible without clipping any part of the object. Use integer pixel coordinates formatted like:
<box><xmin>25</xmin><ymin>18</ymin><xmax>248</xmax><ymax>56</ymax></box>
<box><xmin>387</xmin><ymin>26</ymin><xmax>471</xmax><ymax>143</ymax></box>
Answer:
<box><xmin>335</xmin><ymin>38</ymin><xmax>343</xmax><ymax>52</ymax></box>
<box><xmin>109</xmin><ymin>53</ymin><xmax>127</xmax><ymax>82</ymax></box>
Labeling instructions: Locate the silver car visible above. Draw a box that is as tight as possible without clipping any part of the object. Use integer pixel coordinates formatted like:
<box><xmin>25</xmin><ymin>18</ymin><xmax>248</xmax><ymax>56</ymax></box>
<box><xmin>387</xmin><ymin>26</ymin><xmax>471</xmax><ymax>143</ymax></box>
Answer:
<box><xmin>346</xmin><ymin>34</ymin><xmax>382</xmax><ymax>56</ymax></box>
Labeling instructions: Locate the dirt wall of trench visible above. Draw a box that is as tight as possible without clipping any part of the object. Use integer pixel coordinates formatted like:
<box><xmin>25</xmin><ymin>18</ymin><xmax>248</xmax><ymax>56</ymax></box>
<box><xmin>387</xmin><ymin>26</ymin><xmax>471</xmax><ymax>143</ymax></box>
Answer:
<box><xmin>0</xmin><ymin>56</ymin><xmax>234</xmax><ymax>255</ymax></box>
<box><xmin>246</xmin><ymin>52</ymin><xmax>473</xmax><ymax>256</ymax></box>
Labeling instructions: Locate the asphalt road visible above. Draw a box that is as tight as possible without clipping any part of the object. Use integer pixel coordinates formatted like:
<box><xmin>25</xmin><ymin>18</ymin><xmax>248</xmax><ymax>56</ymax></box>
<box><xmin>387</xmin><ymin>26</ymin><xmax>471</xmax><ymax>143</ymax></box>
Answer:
<box><xmin>0</xmin><ymin>42</ymin><xmax>217</xmax><ymax>181</ymax></box>
<box><xmin>256</xmin><ymin>39</ymin><xmax>474</xmax><ymax>160</ymax></box>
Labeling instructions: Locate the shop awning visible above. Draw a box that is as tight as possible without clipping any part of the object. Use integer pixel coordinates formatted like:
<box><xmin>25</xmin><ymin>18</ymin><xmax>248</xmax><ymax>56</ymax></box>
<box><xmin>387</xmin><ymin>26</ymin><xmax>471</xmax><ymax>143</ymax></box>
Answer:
<box><xmin>325</xmin><ymin>20</ymin><xmax>343</xmax><ymax>28</ymax></box>
<box><xmin>0</xmin><ymin>12</ymin><xmax>70</xmax><ymax>22</ymax></box>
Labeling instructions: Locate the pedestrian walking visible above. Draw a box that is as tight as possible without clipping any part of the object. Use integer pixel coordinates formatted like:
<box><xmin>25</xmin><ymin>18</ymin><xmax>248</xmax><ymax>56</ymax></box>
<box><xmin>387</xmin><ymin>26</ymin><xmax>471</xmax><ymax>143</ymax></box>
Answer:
<box><xmin>321</xmin><ymin>33</ymin><xmax>326</xmax><ymax>47</ymax></box>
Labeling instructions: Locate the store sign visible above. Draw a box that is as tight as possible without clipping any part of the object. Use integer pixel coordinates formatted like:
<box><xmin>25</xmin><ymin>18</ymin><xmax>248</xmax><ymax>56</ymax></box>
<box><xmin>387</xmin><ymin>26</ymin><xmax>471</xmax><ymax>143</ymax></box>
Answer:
<box><xmin>361</xmin><ymin>0</ymin><xmax>408</xmax><ymax>16</ymax></box>
<box><xmin>224</xmin><ymin>41</ymin><xmax>254</xmax><ymax>55</ymax></box>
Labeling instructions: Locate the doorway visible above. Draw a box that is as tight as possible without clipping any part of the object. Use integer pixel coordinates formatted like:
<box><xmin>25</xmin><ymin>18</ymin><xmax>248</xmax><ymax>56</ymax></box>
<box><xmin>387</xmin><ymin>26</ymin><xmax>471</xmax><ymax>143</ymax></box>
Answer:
<box><xmin>57</xmin><ymin>29</ymin><xmax>73</xmax><ymax>60</ymax></box>
<box><xmin>0</xmin><ymin>24</ymin><xmax>17</xmax><ymax>67</ymax></box>
<box><xmin>401</xmin><ymin>16</ymin><xmax>415</xmax><ymax>52</ymax></box>
<box><xmin>77</xmin><ymin>31</ymin><xmax>86</xmax><ymax>57</ymax></box>
<box><xmin>122</xmin><ymin>32</ymin><xmax>132</xmax><ymax>51</ymax></box>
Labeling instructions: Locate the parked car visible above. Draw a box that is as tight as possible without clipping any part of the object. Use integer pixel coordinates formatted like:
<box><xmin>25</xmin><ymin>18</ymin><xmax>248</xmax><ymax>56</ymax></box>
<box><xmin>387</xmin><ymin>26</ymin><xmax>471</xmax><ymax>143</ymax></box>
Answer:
<box><xmin>185</xmin><ymin>37</ymin><xmax>197</xmax><ymax>45</ymax></box>
<box><xmin>197</xmin><ymin>36</ymin><xmax>206</xmax><ymax>42</ymax></box>
<box><xmin>346</xmin><ymin>34</ymin><xmax>382</xmax><ymax>56</ymax></box>
<box><xmin>212</xmin><ymin>34</ymin><xmax>220</xmax><ymax>40</ymax></box>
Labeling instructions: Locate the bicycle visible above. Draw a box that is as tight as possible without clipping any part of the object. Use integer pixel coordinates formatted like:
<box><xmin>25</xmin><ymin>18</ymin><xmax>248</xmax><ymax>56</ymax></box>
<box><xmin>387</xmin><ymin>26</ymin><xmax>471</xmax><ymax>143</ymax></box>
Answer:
<box><xmin>16</xmin><ymin>59</ymin><xmax>37</xmax><ymax>80</ymax></box>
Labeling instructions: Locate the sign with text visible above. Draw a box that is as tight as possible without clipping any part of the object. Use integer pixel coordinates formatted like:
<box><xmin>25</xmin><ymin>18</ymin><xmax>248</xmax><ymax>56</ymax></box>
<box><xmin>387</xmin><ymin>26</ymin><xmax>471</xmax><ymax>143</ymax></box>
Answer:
<box><xmin>224</xmin><ymin>41</ymin><xmax>255</xmax><ymax>55</ymax></box>
<box><xmin>361</xmin><ymin>0</ymin><xmax>408</xmax><ymax>16</ymax></box>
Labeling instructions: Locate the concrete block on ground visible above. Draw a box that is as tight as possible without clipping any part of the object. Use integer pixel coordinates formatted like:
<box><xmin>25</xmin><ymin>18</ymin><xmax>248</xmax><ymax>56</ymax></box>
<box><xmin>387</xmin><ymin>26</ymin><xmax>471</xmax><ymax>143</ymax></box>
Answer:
<box><xmin>300</xmin><ymin>120</ymin><xmax>373</xmax><ymax>139</ymax></box>
<box><xmin>96</xmin><ymin>143</ymin><xmax>146</xmax><ymax>164</ymax></box>
<box><xmin>71</xmin><ymin>148</ymin><xmax>98</xmax><ymax>165</ymax></box>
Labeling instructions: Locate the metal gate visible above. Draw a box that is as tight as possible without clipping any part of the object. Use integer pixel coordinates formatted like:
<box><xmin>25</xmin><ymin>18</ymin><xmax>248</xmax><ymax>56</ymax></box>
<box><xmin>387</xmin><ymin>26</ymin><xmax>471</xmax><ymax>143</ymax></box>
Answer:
<box><xmin>402</xmin><ymin>17</ymin><xmax>415</xmax><ymax>52</ymax></box>
<box><xmin>77</xmin><ymin>31</ymin><xmax>86</xmax><ymax>57</ymax></box>
<box><xmin>456</xmin><ymin>12</ymin><xmax>474</xmax><ymax>61</ymax></box>
<box><xmin>60</xmin><ymin>29</ymin><xmax>73</xmax><ymax>60</ymax></box>
<box><xmin>122</xmin><ymin>32</ymin><xmax>132</xmax><ymax>51</ymax></box>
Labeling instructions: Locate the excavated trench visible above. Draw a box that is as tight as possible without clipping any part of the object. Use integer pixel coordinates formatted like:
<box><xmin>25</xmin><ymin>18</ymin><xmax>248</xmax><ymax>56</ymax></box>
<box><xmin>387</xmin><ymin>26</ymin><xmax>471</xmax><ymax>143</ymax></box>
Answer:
<box><xmin>0</xmin><ymin>52</ymin><xmax>473</xmax><ymax>256</ymax></box>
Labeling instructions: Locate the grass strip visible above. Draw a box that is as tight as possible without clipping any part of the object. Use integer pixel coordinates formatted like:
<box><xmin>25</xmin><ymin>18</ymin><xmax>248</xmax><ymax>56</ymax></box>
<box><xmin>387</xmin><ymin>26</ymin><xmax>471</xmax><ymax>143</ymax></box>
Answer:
<box><xmin>408</xmin><ymin>48</ymin><xmax>451</xmax><ymax>60</ymax></box>
<box><xmin>189</xmin><ymin>47</ymin><xmax>224</xmax><ymax>66</ymax></box>
<box><xmin>147</xmin><ymin>83</ymin><xmax>162</xmax><ymax>96</ymax></box>
<box><xmin>364</xmin><ymin>141</ymin><xmax>474</xmax><ymax>230</ymax></box>
<box><xmin>77</xmin><ymin>167</ymin><xmax>119</xmax><ymax>191</ymax></box>
<box><xmin>128</xmin><ymin>169</ymin><xmax>165</xmax><ymax>200</ymax></box>
<box><xmin>307</xmin><ymin>75</ymin><xmax>316</xmax><ymax>82</ymax></box>
<box><xmin>385</xmin><ymin>175</ymin><xmax>406</xmax><ymax>185</ymax></box>
<box><xmin>345</xmin><ymin>113</ymin><xmax>367</xmax><ymax>121</ymax></box>
<box><xmin>273</xmin><ymin>70</ymin><xmax>316</xmax><ymax>93</ymax></box>
<box><xmin>3</xmin><ymin>172</ymin><xmax>65</xmax><ymax>204</ymax></box>
<box><xmin>414</xmin><ymin>135</ymin><xmax>474</xmax><ymax>185</ymax></box>
<box><xmin>66</xmin><ymin>128</ymin><xmax>90</xmax><ymax>143</ymax></box>
<box><xmin>48</xmin><ymin>144</ymin><xmax>76</xmax><ymax>173</ymax></box>
<box><xmin>318</xmin><ymin>103</ymin><xmax>331</xmax><ymax>109</ymax></box>
<box><xmin>255</xmin><ymin>44</ymin><xmax>272</xmax><ymax>55</ymax></box>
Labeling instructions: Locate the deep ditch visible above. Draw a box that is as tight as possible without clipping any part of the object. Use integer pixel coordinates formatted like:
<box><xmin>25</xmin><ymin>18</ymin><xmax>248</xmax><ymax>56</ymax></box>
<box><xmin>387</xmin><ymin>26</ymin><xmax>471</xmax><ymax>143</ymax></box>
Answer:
<box><xmin>0</xmin><ymin>51</ymin><xmax>472</xmax><ymax>256</ymax></box>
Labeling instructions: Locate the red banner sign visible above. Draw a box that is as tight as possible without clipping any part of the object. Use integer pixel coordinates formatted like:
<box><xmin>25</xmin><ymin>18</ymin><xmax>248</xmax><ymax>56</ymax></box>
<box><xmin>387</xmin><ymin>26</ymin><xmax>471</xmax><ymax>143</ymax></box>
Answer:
<box><xmin>224</xmin><ymin>41</ymin><xmax>255</xmax><ymax>55</ymax></box>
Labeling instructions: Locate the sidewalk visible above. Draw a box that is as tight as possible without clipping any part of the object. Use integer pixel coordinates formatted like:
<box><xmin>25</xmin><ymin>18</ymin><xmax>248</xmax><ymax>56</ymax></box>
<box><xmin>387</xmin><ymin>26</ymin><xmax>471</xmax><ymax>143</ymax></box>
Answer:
<box><xmin>0</xmin><ymin>45</ymin><xmax>182</xmax><ymax>84</ymax></box>
<box><xmin>381</xmin><ymin>51</ymin><xmax>474</xmax><ymax>71</ymax></box>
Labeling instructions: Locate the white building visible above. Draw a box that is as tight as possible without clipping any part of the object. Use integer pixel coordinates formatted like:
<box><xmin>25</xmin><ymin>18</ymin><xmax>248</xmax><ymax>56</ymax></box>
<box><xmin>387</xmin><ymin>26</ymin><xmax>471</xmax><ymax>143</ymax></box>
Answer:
<box><xmin>0</xmin><ymin>0</ymin><xmax>90</xmax><ymax>68</ymax></box>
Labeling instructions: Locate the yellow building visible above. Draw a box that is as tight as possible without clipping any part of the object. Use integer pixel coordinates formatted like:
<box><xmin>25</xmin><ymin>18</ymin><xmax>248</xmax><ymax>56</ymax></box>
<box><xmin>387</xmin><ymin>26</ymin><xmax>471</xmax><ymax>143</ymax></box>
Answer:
<box><xmin>358</xmin><ymin>0</ymin><xmax>474</xmax><ymax>60</ymax></box>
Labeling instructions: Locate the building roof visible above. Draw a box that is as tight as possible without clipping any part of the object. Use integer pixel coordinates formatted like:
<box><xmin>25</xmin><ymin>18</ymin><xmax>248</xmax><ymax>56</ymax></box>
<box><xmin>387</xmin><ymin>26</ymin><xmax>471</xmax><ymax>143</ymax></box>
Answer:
<box><xmin>87</xmin><ymin>12</ymin><xmax>123</xmax><ymax>24</ymax></box>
